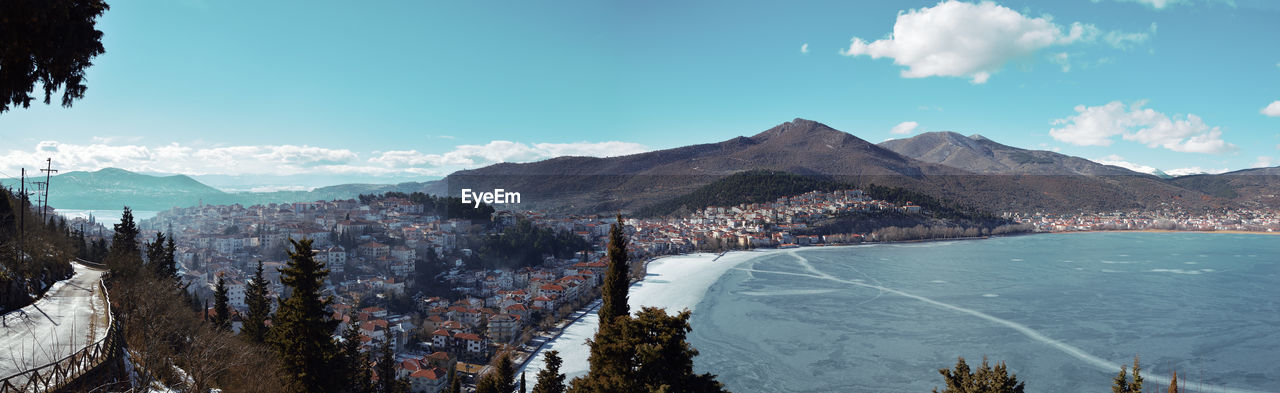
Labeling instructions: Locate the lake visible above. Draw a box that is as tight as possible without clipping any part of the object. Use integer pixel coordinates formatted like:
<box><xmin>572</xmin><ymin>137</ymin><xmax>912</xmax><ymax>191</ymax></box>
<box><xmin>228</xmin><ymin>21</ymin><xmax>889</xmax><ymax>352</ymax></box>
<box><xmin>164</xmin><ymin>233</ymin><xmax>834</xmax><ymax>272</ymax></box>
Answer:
<box><xmin>525</xmin><ymin>233</ymin><xmax>1280</xmax><ymax>393</ymax></box>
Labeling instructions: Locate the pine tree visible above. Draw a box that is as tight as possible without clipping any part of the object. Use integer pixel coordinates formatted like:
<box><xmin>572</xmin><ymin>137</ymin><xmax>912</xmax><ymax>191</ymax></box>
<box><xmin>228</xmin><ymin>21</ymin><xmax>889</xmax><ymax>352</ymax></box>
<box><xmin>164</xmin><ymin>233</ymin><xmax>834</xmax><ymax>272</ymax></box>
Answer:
<box><xmin>1111</xmin><ymin>356</ymin><xmax>1144</xmax><ymax>393</ymax></box>
<box><xmin>629</xmin><ymin>308</ymin><xmax>725</xmax><ymax>392</ymax></box>
<box><xmin>243</xmin><ymin>260</ymin><xmax>271</xmax><ymax>343</ymax></box>
<box><xmin>521</xmin><ymin>371</ymin><xmax>527</xmax><ymax>393</ymax></box>
<box><xmin>162</xmin><ymin>235</ymin><xmax>178</xmax><ymax>281</ymax></box>
<box><xmin>270</xmin><ymin>238</ymin><xmax>340</xmax><ymax>393</ymax></box>
<box><xmin>447</xmin><ymin>365</ymin><xmax>461</xmax><ymax>393</ymax></box>
<box><xmin>933</xmin><ymin>357</ymin><xmax>1024</xmax><ymax>393</ymax></box>
<box><xmin>340</xmin><ymin>311</ymin><xmax>372</xmax><ymax>393</ymax></box>
<box><xmin>477</xmin><ymin>352</ymin><xmax>515</xmax><ymax>393</ymax></box>
<box><xmin>109</xmin><ymin>207</ymin><xmax>139</xmax><ymax>257</ymax></box>
<box><xmin>1112</xmin><ymin>366</ymin><xmax>1128</xmax><ymax>393</ymax></box>
<box><xmin>376</xmin><ymin>339</ymin><xmax>406</xmax><ymax>393</ymax></box>
<box><xmin>532</xmin><ymin>350</ymin><xmax>566</xmax><ymax>393</ymax></box>
<box><xmin>569</xmin><ymin>215</ymin><xmax>727</xmax><ymax>393</ymax></box>
<box><xmin>0</xmin><ymin>191</ymin><xmax>15</xmax><ymax>236</ymax></box>
<box><xmin>146</xmin><ymin>232</ymin><xmax>166</xmax><ymax>273</ymax></box>
<box><xmin>599</xmin><ymin>214</ymin><xmax>629</xmax><ymax>325</ymax></box>
<box><xmin>212</xmin><ymin>275</ymin><xmax>230</xmax><ymax>331</ymax></box>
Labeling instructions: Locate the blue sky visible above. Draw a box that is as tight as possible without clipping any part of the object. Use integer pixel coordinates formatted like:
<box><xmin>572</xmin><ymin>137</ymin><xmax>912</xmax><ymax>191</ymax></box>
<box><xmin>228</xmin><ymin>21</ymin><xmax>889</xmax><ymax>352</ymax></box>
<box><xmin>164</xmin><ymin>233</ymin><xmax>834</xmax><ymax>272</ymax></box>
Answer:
<box><xmin>1</xmin><ymin>0</ymin><xmax>1279</xmax><ymax>185</ymax></box>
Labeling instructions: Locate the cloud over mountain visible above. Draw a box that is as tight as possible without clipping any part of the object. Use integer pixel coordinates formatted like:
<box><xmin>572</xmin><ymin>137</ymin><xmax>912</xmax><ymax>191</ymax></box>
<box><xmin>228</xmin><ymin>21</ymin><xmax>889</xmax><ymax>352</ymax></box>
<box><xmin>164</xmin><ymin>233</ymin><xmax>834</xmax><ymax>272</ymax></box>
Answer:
<box><xmin>1050</xmin><ymin>100</ymin><xmax>1236</xmax><ymax>154</ymax></box>
<box><xmin>840</xmin><ymin>1</ymin><xmax>1152</xmax><ymax>83</ymax></box>
<box><xmin>0</xmin><ymin>140</ymin><xmax>650</xmax><ymax>179</ymax></box>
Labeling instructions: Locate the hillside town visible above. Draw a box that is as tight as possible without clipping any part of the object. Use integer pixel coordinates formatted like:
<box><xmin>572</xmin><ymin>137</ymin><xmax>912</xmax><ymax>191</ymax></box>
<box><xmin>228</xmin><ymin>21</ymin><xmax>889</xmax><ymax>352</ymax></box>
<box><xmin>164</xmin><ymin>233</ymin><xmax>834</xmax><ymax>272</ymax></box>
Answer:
<box><xmin>126</xmin><ymin>188</ymin><xmax>927</xmax><ymax>391</ymax></box>
<box><xmin>118</xmin><ymin>187</ymin><xmax>1280</xmax><ymax>392</ymax></box>
<box><xmin>1011</xmin><ymin>208</ymin><xmax>1280</xmax><ymax>233</ymax></box>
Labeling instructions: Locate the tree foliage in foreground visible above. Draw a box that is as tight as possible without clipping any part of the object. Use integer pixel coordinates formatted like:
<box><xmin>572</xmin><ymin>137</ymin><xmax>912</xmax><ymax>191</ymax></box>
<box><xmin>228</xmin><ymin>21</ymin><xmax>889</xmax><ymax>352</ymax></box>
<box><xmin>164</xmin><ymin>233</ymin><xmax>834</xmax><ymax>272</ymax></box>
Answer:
<box><xmin>269</xmin><ymin>238</ymin><xmax>341</xmax><ymax>393</ymax></box>
<box><xmin>532</xmin><ymin>350</ymin><xmax>566</xmax><ymax>393</ymax></box>
<box><xmin>1111</xmin><ymin>356</ymin><xmax>1144</xmax><ymax>393</ymax></box>
<box><xmin>0</xmin><ymin>0</ymin><xmax>109</xmax><ymax>113</ymax></box>
<box><xmin>569</xmin><ymin>215</ymin><xmax>727</xmax><ymax>393</ymax></box>
<box><xmin>932</xmin><ymin>357</ymin><xmax>1024</xmax><ymax>393</ymax></box>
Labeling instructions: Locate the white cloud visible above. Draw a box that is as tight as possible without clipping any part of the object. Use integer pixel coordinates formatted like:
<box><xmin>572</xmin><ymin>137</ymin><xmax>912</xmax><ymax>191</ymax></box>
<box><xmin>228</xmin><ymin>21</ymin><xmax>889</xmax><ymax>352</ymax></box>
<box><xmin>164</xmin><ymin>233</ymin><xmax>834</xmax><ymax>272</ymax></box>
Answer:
<box><xmin>1255</xmin><ymin>156</ymin><xmax>1278</xmax><ymax>168</ymax></box>
<box><xmin>1050</xmin><ymin>100</ymin><xmax>1237</xmax><ymax>154</ymax></box>
<box><xmin>1104</xmin><ymin>23</ymin><xmax>1156</xmax><ymax>49</ymax></box>
<box><xmin>1126</xmin><ymin>0</ymin><xmax>1183</xmax><ymax>10</ymax></box>
<box><xmin>839</xmin><ymin>1</ymin><xmax>1151</xmax><ymax>83</ymax></box>
<box><xmin>1108</xmin><ymin>0</ymin><xmax>1237</xmax><ymax>10</ymax></box>
<box><xmin>1050</xmin><ymin>52</ymin><xmax>1071</xmax><ymax>72</ymax></box>
<box><xmin>0</xmin><ymin>140</ymin><xmax>650</xmax><ymax>179</ymax></box>
<box><xmin>367</xmin><ymin>141</ymin><xmax>651</xmax><ymax>176</ymax></box>
<box><xmin>890</xmin><ymin>121</ymin><xmax>919</xmax><ymax>135</ymax></box>
<box><xmin>800</xmin><ymin>43</ymin><xmax>810</xmax><ymax>54</ymax></box>
<box><xmin>1261</xmin><ymin>100</ymin><xmax>1280</xmax><ymax>117</ymax></box>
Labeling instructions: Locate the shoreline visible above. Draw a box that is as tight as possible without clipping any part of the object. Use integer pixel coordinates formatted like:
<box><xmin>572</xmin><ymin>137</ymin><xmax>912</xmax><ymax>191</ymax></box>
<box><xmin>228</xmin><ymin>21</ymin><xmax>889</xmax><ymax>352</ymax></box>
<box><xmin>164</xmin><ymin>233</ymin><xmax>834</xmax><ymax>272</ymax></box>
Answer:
<box><xmin>1046</xmin><ymin>229</ymin><xmax>1280</xmax><ymax>236</ymax></box>
<box><xmin>518</xmin><ymin>228</ymin><xmax>1272</xmax><ymax>378</ymax></box>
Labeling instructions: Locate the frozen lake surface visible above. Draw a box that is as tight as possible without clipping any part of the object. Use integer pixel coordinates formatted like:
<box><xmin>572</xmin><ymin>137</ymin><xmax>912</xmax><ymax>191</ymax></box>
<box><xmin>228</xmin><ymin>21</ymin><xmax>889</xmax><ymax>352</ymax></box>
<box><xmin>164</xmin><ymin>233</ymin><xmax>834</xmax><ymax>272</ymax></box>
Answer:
<box><xmin>526</xmin><ymin>233</ymin><xmax>1280</xmax><ymax>392</ymax></box>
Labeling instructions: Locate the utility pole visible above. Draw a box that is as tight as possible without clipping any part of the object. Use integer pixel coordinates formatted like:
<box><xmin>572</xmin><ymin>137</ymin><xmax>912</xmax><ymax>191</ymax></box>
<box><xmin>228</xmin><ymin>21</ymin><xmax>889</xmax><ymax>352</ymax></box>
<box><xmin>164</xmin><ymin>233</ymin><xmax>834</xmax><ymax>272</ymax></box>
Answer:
<box><xmin>38</xmin><ymin>158</ymin><xmax>57</xmax><ymax>222</ymax></box>
<box><xmin>19</xmin><ymin>168</ymin><xmax>25</xmax><ymax>266</ymax></box>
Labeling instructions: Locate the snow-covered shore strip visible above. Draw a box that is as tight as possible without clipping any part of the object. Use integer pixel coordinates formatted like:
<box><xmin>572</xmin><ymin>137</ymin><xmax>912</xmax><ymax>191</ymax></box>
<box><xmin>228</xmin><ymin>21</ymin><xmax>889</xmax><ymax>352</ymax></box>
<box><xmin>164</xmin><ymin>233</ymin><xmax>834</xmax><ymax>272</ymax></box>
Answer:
<box><xmin>518</xmin><ymin>249</ymin><xmax>787</xmax><ymax>380</ymax></box>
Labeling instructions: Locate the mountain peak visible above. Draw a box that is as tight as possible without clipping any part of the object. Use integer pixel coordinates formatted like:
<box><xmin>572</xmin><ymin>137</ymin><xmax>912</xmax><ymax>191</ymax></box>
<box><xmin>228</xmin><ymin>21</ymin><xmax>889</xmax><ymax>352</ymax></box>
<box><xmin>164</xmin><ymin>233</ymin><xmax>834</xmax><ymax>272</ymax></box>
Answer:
<box><xmin>750</xmin><ymin>118</ymin><xmax>840</xmax><ymax>141</ymax></box>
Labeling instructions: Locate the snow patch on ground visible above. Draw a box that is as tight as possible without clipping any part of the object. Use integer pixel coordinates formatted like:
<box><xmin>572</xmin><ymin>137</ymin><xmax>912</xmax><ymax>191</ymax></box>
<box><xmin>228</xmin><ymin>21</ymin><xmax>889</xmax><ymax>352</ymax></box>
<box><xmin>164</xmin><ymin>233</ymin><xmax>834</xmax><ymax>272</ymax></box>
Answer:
<box><xmin>0</xmin><ymin>263</ymin><xmax>108</xmax><ymax>381</ymax></box>
<box><xmin>518</xmin><ymin>249</ymin><xmax>786</xmax><ymax>380</ymax></box>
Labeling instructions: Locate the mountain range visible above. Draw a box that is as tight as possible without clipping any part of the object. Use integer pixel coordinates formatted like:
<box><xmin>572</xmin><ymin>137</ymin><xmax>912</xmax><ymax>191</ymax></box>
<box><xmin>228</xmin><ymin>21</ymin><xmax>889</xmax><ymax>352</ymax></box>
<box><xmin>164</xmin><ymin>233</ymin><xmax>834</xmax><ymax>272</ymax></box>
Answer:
<box><xmin>7</xmin><ymin>118</ymin><xmax>1277</xmax><ymax>214</ymax></box>
<box><xmin>0</xmin><ymin>167</ymin><xmax>436</xmax><ymax>212</ymax></box>
<box><xmin>443</xmin><ymin>119</ymin><xmax>1262</xmax><ymax>213</ymax></box>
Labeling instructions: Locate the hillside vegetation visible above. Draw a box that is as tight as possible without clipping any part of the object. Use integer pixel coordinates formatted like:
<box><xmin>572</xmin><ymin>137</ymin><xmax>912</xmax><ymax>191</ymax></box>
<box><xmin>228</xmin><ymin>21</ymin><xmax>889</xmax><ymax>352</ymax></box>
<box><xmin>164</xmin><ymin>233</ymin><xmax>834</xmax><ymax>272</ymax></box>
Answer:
<box><xmin>635</xmin><ymin>170</ymin><xmax>993</xmax><ymax>221</ymax></box>
<box><xmin>0</xmin><ymin>187</ymin><xmax>81</xmax><ymax>311</ymax></box>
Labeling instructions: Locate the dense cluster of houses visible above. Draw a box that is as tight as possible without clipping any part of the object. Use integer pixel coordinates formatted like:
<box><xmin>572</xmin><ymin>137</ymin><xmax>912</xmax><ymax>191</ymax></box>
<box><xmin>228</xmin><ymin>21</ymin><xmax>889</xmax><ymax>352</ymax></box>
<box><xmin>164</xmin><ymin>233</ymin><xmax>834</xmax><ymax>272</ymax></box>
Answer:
<box><xmin>142</xmin><ymin>198</ymin><xmax>616</xmax><ymax>392</ymax></box>
<box><xmin>1012</xmin><ymin>208</ymin><xmax>1280</xmax><ymax>232</ymax></box>
<box><xmin>624</xmin><ymin>189</ymin><xmax>919</xmax><ymax>253</ymax></box>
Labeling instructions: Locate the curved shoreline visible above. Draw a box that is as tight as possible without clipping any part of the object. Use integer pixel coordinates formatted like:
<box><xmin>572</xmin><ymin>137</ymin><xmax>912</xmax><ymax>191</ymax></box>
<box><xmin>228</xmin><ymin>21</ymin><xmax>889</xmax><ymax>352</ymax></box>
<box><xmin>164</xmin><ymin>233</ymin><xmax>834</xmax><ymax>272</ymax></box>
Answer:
<box><xmin>516</xmin><ymin>230</ymin><xmax>1273</xmax><ymax>382</ymax></box>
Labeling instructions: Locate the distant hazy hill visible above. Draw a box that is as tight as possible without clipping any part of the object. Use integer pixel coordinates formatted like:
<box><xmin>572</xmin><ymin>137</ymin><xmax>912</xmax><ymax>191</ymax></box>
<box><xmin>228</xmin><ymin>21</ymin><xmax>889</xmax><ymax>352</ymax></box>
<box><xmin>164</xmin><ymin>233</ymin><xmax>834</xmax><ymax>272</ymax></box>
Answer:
<box><xmin>1</xmin><ymin>168</ymin><xmax>442</xmax><ymax>211</ymax></box>
<box><xmin>1170</xmin><ymin>166</ymin><xmax>1280</xmax><ymax>207</ymax></box>
<box><xmin>443</xmin><ymin>118</ymin><xmax>1214</xmax><ymax>214</ymax></box>
<box><xmin>879</xmin><ymin>131</ymin><xmax>1142</xmax><ymax>176</ymax></box>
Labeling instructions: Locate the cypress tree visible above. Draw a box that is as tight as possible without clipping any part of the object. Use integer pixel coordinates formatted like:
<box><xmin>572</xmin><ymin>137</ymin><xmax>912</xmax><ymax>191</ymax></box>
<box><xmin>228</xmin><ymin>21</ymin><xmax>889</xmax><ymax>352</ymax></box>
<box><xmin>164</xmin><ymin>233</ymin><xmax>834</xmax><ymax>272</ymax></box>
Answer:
<box><xmin>270</xmin><ymin>238</ymin><xmax>340</xmax><ymax>393</ymax></box>
<box><xmin>243</xmin><ymin>260</ymin><xmax>271</xmax><ymax>343</ymax></box>
<box><xmin>1168</xmin><ymin>371</ymin><xmax>1178</xmax><ymax>393</ymax></box>
<box><xmin>599</xmin><ymin>214</ymin><xmax>629</xmax><ymax>325</ymax></box>
<box><xmin>532</xmin><ymin>350</ymin><xmax>566</xmax><ymax>393</ymax></box>
<box><xmin>572</xmin><ymin>214</ymin><xmax>637</xmax><ymax>393</ymax></box>
<box><xmin>521</xmin><ymin>371</ymin><xmax>527</xmax><ymax>393</ymax></box>
<box><xmin>212</xmin><ymin>276</ymin><xmax>230</xmax><ymax>331</ymax></box>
